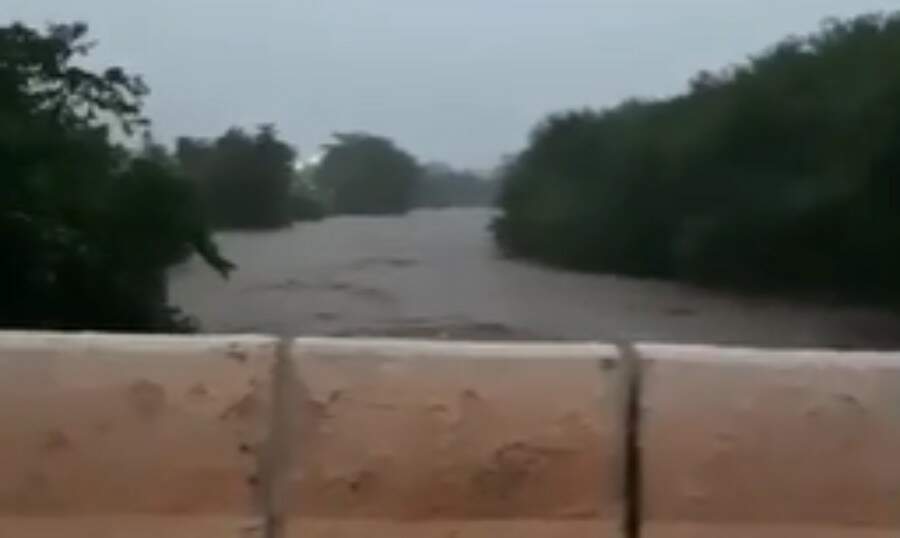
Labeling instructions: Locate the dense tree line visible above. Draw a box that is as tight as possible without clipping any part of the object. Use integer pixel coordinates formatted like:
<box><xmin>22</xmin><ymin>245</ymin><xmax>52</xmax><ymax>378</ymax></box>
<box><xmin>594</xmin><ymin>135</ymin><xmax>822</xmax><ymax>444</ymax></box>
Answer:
<box><xmin>495</xmin><ymin>13</ymin><xmax>900</xmax><ymax>304</ymax></box>
<box><xmin>0</xmin><ymin>22</ymin><xmax>232</xmax><ymax>331</ymax></box>
<box><xmin>310</xmin><ymin>134</ymin><xmax>498</xmax><ymax>215</ymax></box>
<box><xmin>414</xmin><ymin>163</ymin><xmax>498</xmax><ymax>208</ymax></box>
<box><xmin>177</xmin><ymin>126</ymin><xmax>299</xmax><ymax>229</ymax></box>
<box><xmin>174</xmin><ymin>127</ymin><xmax>497</xmax><ymax>224</ymax></box>
<box><xmin>314</xmin><ymin>133</ymin><xmax>421</xmax><ymax>215</ymax></box>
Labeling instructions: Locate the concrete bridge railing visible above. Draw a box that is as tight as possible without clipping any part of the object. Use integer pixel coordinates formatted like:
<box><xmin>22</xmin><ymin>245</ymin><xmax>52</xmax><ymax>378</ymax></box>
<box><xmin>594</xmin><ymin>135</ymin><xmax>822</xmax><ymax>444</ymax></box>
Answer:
<box><xmin>0</xmin><ymin>332</ymin><xmax>898</xmax><ymax>537</ymax></box>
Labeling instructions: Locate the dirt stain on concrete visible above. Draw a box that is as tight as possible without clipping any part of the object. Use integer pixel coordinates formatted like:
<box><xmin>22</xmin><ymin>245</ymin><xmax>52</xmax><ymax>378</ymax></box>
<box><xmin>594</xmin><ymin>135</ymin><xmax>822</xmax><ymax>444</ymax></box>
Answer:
<box><xmin>220</xmin><ymin>393</ymin><xmax>260</xmax><ymax>421</ymax></box>
<box><xmin>42</xmin><ymin>429</ymin><xmax>73</xmax><ymax>453</ymax></box>
<box><xmin>127</xmin><ymin>379</ymin><xmax>166</xmax><ymax>421</ymax></box>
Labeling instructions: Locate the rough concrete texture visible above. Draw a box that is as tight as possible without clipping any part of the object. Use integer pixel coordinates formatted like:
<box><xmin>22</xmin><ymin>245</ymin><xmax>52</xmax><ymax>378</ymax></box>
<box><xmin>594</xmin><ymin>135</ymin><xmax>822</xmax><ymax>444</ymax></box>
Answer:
<box><xmin>0</xmin><ymin>332</ymin><xmax>276</xmax><ymax>530</ymax></box>
<box><xmin>0</xmin><ymin>516</ymin><xmax>261</xmax><ymax>538</ymax></box>
<box><xmin>285</xmin><ymin>338</ymin><xmax>624</xmax><ymax>528</ymax></box>
<box><xmin>287</xmin><ymin>519</ymin><xmax>617</xmax><ymax>537</ymax></box>
<box><xmin>642</xmin><ymin>522</ymin><xmax>900</xmax><ymax>538</ymax></box>
<box><xmin>6</xmin><ymin>333</ymin><xmax>900</xmax><ymax>537</ymax></box>
<box><xmin>639</xmin><ymin>344</ymin><xmax>900</xmax><ymax>536</ymax></box>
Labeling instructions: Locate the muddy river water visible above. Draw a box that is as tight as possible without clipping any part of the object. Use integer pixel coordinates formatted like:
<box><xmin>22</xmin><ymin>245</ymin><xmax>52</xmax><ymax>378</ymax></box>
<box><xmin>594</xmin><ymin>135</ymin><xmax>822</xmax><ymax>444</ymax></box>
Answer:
<box><xmin>171</xmin><ymin>208</ymin><xmax>900</xmax><ymax>348</ymax></box>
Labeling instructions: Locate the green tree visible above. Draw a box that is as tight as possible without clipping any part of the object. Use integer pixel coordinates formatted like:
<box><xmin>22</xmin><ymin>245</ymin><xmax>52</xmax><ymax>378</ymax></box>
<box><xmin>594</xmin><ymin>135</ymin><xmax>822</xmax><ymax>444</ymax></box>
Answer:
<box><xmin>177</xmin><ymin>125</ymin><xmax>297</xmax><ymax>229</ymax></box>
<box><xmin>315</xmin><ymin>133</ymin><xmax>421</xmax><ymax>215</ymax></box>
<box><xmin>0</xmin><ymin>22</ymin><xmax>232</xmax><ymax>331</ymax></box>
<box><xmin>495</xmin><ymin>12</ymin><xmax>900</xmax><ymax>304</ymax></box>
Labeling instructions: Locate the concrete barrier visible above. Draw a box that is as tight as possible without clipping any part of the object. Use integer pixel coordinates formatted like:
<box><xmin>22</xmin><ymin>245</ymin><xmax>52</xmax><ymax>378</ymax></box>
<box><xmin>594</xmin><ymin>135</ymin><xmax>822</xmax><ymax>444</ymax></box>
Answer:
<box><xmin>0</xmin><ymin>332</ymin><xmax>277</xmax><ymax>538</ymax></box>
<box><xmin>1</xmin><ymin>333</ymin><xmax>900</xmax><ymax>537</ymax></box>
<box><xmin>282</xmin><ymin>338</ymin><xmax>625</xmax><ymax>537</ymax></box>
<box><xmin>639</xmin><ymin>344</ymin><xmax>900</xmax><ymax>538</ymax></box>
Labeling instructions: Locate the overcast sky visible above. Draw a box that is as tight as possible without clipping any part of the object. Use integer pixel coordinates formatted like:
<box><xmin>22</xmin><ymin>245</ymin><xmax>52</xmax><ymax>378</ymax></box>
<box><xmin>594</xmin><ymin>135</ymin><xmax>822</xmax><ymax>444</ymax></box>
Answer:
<box><xmin>6</xmin><ymin>0</ymin><xmax>900</xmax><ymax>168</ymax></box>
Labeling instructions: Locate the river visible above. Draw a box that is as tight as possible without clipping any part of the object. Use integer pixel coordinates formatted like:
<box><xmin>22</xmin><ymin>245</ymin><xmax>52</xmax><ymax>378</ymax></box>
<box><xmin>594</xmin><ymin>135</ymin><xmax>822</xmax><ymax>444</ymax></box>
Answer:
<box><xmin>170</xmin><ymin>208</ymin><xmax>900</xmax><ymax>348</ymax></box>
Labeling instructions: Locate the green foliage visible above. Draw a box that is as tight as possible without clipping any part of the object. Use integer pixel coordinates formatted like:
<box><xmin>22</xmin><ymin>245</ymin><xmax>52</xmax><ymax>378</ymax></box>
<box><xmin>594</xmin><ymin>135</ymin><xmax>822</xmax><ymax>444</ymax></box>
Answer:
<box><xmin>177</xmin><ymin>125</ymin><xmax>297</xmax><ymax>229</ymax></box>
<box><xmin>289</xmin><ymin>193</ymin><xmax>326</xmax><ymax>221</ymax></box>
<box><xmin>0</xmin><ymin>22</ymin><xmax>231</xmax><ymax>331</ymax></box>
<box><xmin>495</xmin><ymin>13</ymin><xmax>900</xmax><ymax>303</ymax></box>
<box><xmin>289</xmin><ymin>167</ymin><xmax>327</xmax><ymax>221</ymax></box>
<box><xmin>315</xmin><ymin>133</ymin><xmax>421</xmax><ymax>215</ymax></box>
<box><xmin>413</xmin><ymin>163</ymin><xmax>498</xmax><ymax>208</ymax></box>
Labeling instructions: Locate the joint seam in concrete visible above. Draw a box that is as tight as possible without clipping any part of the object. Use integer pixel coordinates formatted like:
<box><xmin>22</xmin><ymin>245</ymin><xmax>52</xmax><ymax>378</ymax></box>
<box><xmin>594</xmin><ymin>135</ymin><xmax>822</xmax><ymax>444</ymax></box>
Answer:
<box><xmin>262</xmin><ymin>336</ymin><xmax>294</xmax><ymax>538</ymax></box>
<box><xmin>616</xmin><ymin>341</ymin><xmax>644</xmax><ymax>538</ymax></box>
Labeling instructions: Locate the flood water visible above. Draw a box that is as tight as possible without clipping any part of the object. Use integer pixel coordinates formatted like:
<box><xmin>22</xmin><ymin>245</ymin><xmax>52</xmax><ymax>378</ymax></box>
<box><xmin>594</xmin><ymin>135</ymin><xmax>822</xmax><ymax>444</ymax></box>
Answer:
<box><xmin>171</xmin><ymin>208</ymin><xmax>900</xmax><ymax>348</ymax></box>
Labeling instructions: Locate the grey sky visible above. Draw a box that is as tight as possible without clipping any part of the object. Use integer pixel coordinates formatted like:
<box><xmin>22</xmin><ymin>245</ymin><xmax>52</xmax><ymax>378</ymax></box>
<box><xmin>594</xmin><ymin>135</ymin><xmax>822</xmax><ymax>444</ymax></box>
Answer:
<box><xmin>7</xmin><ymin>0</ymin><xmax>900</xmax><ymax>167</ymax></box>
